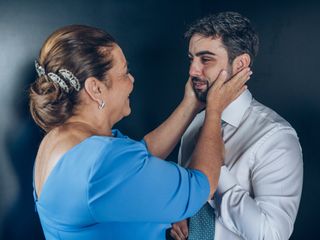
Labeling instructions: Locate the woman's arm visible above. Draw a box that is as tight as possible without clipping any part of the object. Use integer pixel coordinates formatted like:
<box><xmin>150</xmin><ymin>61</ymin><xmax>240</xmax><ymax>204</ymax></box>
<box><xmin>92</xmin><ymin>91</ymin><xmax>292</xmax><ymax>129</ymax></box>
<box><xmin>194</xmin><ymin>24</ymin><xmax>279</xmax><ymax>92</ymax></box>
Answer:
<box><xmin>143</xmin><ymin>78</ymin><xmax>202</xmax><ymax>159</ymax></box>
<box><xmin>145</xmin><ymin>68</ymin><xmax>250</xmax><ymax>198</ymax></box>
<box><xmin>187</xmin><ymin>68</ymin><xmax>250</xmax><ymax>198</ymax></box>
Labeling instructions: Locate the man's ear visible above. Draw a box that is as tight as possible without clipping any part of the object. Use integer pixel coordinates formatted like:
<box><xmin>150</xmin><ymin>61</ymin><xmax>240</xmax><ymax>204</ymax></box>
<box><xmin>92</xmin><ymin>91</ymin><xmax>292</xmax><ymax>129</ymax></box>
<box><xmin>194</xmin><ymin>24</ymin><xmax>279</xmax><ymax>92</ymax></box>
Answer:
<box><xmin>232</xmin><ymin>53</ymin><xmax>251</xmax><ymax>73</ymax></box>
<box><xmin>84</xmin><ymin>77</ymin><xmax>104</xmax><ymax>104</ymax></box>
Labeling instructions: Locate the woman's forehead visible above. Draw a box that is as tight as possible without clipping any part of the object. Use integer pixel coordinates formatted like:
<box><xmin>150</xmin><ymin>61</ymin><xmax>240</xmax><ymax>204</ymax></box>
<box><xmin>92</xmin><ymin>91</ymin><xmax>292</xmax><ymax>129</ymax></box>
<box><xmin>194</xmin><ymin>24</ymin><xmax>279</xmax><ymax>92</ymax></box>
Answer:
<box><xmin>111</xmin><ymin>45</ymin><xmax>127</xmax><ymax>67</ymax></box>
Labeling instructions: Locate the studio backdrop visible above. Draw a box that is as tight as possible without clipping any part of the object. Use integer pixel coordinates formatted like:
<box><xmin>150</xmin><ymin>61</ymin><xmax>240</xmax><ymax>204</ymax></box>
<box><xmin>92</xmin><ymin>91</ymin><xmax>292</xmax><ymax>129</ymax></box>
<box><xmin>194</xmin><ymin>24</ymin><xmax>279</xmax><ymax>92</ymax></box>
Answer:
<box><xmin>0</xmin><ymin>0</ymin><xmax>319</xmax><ymax>239</ymax></box>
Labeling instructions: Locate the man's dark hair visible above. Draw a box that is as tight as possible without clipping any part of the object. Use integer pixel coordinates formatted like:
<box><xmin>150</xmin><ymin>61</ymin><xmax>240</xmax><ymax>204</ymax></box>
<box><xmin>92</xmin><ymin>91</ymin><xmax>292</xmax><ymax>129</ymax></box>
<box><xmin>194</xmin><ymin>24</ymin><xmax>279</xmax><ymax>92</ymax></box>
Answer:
<box><xmin>185</xmin><ymin>12</ymin><xmax>259</xmax><ymax>67</ymax></box>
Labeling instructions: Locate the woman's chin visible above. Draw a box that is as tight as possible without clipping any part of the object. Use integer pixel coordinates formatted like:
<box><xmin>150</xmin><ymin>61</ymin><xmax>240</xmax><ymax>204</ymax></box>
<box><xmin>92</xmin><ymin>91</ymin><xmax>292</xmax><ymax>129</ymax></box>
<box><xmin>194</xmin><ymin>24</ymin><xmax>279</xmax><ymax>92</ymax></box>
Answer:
<box><xmin>123</xmin><ymin>107</ymin><xmax>131</xmax><ymax>117</ymax></box>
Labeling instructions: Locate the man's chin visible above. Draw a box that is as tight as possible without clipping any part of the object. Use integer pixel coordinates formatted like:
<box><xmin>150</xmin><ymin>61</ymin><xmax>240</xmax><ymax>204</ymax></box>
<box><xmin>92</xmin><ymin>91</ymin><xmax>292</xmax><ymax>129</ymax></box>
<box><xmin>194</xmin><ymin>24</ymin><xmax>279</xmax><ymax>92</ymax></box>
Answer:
<box><xmin>194</xmin><ymin>89</ymin><xmax>208</xmax><ymax>103</ymax></box>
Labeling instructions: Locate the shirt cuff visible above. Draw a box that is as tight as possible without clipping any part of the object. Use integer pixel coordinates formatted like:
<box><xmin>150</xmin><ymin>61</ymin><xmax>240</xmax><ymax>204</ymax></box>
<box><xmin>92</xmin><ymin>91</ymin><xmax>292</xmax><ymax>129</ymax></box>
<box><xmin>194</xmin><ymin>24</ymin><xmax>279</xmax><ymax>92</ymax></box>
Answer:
<box><xmin>217</xmin><ymin>166</ymin><xmax>238</xmax><ymax>194</ymax></box>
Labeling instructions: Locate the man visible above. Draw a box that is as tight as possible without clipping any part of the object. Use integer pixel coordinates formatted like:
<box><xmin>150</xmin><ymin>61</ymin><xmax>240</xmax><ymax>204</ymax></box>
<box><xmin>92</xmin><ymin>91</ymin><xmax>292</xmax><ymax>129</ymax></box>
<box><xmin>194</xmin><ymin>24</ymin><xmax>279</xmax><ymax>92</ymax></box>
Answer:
<box><xmin>170</xmin><ymin>12</ymin><xmax>303</xmax><ymax>240</ymax></box>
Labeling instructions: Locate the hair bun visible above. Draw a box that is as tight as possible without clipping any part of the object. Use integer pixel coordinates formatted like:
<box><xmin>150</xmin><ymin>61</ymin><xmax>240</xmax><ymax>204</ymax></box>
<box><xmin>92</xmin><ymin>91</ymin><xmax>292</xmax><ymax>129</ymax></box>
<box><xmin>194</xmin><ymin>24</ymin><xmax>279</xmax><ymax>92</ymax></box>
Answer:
<box><xmin>29</xmin><ymin>76</ymin><xmax>72</xmax><ymax>132</ymax></box>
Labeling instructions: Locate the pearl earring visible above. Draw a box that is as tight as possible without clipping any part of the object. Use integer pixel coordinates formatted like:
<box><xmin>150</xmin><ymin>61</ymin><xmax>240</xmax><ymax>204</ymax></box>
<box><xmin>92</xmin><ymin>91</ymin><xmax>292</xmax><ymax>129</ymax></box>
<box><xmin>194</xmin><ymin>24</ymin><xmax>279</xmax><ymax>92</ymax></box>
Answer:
<box><xmin>98</xmin><ymin>100</ymin><xmax>105</xmax><ymax>110</ymax></box>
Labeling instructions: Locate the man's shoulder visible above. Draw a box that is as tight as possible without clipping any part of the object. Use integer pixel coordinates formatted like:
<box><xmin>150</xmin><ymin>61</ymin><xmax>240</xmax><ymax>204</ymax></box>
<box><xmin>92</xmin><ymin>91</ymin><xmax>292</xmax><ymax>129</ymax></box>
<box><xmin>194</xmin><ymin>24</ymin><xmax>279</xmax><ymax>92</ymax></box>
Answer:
<box><xmin>250</xmin><ymin>99</ymin><xmax>292</xmax><ymax>127</ymax></box>
<box><xmin>246</xmin><ymin>98</ymin><xmax>296</xmax><ymax>134</ymax></box>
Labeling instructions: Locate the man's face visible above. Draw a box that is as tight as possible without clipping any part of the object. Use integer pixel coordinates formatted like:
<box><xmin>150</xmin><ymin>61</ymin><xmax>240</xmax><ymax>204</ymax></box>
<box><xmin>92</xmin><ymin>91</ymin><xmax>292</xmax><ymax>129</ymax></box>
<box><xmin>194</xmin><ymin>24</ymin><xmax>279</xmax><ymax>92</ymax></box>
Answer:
<box><xmin>188</xmin><ymin>34</ymin><xmax>233</xmax><ymax>102</ymax></box>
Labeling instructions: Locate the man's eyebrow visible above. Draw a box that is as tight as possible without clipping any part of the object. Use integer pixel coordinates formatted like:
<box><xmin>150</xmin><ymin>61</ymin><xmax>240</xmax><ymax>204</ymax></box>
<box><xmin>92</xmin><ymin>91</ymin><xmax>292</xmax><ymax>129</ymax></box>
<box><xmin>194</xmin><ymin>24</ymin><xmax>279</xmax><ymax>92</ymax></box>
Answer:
<box><xmin>188</xmin><ymin>51</ymin><xmax>216</xmax><ymax>57</ymax></box>
<box><xmin>196</xmin><ymin>51</ymin><xmax>216</xmax><ymax>57</ymax></box>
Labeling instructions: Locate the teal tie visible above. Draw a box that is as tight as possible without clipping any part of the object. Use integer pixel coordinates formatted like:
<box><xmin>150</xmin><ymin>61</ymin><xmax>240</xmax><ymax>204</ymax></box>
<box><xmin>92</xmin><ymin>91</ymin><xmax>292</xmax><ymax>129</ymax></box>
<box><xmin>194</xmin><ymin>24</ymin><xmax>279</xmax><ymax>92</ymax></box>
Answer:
<box><xmin>188</xmin><ymin>202</ymin><xmax>215</xmax><ymax>240</ymax></box>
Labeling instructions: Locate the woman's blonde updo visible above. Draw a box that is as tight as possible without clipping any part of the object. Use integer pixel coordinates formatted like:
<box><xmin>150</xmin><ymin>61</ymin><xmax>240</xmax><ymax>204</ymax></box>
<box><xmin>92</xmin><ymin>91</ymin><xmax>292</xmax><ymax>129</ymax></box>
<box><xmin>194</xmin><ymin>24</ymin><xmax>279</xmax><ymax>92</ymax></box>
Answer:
<box><xmin>29</xmin><ymin>25</ymin><xmax>116</xmax><ymax>132</ymax></box>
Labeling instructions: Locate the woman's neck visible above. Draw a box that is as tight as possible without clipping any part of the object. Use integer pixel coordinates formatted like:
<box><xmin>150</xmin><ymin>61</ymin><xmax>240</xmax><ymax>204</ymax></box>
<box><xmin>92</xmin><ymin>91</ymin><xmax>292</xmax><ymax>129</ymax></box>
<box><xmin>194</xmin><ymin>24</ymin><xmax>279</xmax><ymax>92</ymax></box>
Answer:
<box><xmin>65</xmin><ymin>116</ymin><xmax>113</xmax><ymax>137</ymax></box>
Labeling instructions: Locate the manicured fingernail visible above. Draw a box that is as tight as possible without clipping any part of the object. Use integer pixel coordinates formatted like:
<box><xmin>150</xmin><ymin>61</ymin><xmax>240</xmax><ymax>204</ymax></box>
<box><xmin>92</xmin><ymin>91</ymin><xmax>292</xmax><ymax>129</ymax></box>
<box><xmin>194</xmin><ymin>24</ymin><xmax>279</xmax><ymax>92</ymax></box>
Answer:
<box><xmin>249</xmin><ymin>71</ymin><xmax>253</xmax><ymax>75</ymax></box>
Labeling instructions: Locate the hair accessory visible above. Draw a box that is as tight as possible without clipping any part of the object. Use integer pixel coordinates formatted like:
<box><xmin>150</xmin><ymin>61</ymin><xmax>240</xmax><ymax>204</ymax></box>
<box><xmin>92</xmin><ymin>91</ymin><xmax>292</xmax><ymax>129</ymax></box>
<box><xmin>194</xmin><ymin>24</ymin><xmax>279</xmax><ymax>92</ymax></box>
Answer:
<box><xmin>35</xmin><ymin>60</ymin><xmax>46</xmax><ymax>77</ymax></box>
<box><xmin>48</xmin><ymin>72</ymin><xmax>69</xmax><ymax>93</ymax></box>
<box><xmin>98</xmin><ymin>100</ymin><xmax>105</xmax><ymax>110</ymax></box>
<box><xmin>34</xmin><ymin>60</ymin><xmax>80</xmax><ymax>93</ymax></box>
<box><xmin>59</xmin><ymin>69</ymin><xmax>81</xmax><ymax>91</ymax></box>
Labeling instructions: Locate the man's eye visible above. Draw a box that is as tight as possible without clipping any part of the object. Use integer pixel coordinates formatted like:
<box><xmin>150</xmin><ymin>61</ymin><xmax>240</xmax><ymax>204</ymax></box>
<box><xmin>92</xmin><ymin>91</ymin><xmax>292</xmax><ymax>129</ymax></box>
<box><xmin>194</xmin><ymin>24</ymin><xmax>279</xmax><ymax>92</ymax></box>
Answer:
<box><xmin>201</xmin><ymin>58</ymin><xmax>211</xmax><ymax>63</ymax></box>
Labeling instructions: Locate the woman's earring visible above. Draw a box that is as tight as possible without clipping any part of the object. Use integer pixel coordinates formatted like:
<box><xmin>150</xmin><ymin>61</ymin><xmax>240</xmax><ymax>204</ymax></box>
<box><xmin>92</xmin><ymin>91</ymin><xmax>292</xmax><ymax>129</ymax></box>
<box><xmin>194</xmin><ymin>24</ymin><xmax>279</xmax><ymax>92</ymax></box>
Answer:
<box><xmin>98</xmin><ymin>100</ymin><xmax>105</xmax><ymax>110</ymax></box>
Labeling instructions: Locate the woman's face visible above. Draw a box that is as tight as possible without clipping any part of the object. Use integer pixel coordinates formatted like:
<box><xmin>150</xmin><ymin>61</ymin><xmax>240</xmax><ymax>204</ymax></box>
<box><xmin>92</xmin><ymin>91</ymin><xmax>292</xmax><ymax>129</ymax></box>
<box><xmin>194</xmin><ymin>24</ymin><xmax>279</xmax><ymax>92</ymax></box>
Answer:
<box><xmin>105</xmin><ymin>45</ymin><xmax>134</xmax><ymax>120</ymax></box>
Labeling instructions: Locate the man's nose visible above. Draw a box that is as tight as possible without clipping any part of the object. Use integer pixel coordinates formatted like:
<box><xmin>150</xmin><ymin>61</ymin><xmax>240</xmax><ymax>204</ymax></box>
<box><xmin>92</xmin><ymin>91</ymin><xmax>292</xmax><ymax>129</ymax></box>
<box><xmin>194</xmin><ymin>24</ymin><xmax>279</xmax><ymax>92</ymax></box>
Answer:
<box><xmin>189</xmin><ymin>61</ymin><xmax>202</xmax><ymax>77</ymax></box>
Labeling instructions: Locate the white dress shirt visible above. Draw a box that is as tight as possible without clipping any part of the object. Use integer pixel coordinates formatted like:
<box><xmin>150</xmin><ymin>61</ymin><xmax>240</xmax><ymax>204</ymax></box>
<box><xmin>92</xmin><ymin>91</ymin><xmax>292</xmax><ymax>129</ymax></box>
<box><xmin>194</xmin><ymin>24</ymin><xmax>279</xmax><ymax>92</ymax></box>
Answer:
<box><xmin>178</xmin><ymin>90</ymin><xmax>303</xmax><ymax>240</ymax></box>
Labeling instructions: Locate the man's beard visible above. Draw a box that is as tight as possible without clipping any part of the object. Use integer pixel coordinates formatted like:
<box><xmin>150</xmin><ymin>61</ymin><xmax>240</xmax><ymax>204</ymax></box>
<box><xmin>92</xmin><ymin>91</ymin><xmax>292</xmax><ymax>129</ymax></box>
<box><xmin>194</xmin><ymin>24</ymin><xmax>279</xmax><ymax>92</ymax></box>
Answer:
<box><xmin>192</xmin><ymin>68</ymin><xmax>233</xmax><ymax>103</ymax></box>
<box><xmin>192</xmin><ymin>77</ymin><xmax>210</xmax><ymax>103</ymax></box>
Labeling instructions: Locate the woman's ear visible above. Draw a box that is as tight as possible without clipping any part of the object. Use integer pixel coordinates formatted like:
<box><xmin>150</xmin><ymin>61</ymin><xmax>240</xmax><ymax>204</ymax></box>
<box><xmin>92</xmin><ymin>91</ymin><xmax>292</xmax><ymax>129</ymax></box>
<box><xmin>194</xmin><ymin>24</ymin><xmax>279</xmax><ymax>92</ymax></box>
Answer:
<box><xmin>84</xmin><ymin>77</ymin><xmax>103</xmax><ymax>104</ymax></box>
<box><xmin>232</xmin><ymin>53</ymin><xmax>251</xmax><ymax>73</ymax></box>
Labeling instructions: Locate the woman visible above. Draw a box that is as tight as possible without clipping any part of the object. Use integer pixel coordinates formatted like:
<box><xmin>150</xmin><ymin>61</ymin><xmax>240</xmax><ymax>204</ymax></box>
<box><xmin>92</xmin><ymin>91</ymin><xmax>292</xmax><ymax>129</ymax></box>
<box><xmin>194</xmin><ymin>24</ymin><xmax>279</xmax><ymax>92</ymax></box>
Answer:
<box><xmin>30</xmin><ymin>25</ymin><xmax>249</xmax><ymax>239</ymax></box>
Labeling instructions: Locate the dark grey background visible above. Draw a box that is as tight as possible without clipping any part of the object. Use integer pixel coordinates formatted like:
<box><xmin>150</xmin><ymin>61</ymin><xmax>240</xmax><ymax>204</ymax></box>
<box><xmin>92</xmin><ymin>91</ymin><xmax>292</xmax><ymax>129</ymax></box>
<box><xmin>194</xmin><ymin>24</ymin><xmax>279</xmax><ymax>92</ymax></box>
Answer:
<box><xmin>0</xmin><ymin>0</ymin><xmax>319</xmax><ymax>239</ymax></box>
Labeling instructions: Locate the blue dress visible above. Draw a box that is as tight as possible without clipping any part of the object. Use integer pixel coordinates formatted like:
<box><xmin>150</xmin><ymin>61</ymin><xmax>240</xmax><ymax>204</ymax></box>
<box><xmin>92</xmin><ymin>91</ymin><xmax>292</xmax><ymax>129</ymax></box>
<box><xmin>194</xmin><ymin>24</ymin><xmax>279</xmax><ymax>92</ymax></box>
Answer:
<box><xmin>33</xmin><ymin>129</ymin><xmax>210</xmax><ymax>239</ymax></box>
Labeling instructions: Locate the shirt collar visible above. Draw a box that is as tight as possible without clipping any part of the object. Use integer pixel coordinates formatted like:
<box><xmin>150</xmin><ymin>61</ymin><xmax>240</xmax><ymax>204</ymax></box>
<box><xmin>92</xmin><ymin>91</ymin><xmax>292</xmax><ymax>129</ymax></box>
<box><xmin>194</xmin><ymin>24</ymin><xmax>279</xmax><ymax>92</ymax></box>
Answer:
<box><xmin>221</xmin><ymin>89</ymin><xmax>253</xmax><ymax>128</ymax></box>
